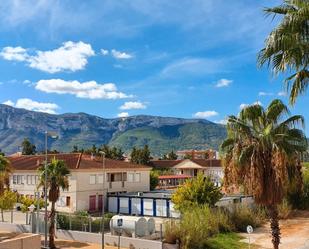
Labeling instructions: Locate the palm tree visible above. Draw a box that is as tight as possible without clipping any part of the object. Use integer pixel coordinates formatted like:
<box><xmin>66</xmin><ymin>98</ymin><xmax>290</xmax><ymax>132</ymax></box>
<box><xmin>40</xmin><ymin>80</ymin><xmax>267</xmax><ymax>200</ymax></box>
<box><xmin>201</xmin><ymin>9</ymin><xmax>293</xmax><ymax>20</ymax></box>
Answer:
<box><xmin>221</xmin><ymin>99</ymin><xmax>307</xmax><ymax>249</ymax></box>
<box><xmin>38</xmin><ymin>158</ymin><xmax>70</xmax><ymax>249</ymax></box>
<box><xmin>258</xmin><ymin>0</ymin><xmax>309</xmax><ymax>105</ymax></box>
<box><xmin>0</xmin><ymin>155</ymin><xmax>12</xmax><ymax>195</ymax></box>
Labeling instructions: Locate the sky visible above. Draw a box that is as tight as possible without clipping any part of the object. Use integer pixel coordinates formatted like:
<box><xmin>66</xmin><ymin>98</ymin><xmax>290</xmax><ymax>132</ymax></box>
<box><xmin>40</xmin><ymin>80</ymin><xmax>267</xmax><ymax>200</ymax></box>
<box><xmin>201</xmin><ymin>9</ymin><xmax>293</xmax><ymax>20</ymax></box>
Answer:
<box><xmin>0</xmin><ymin>0</ymin><xmax>308</xmax><ymax>134</ymax></box>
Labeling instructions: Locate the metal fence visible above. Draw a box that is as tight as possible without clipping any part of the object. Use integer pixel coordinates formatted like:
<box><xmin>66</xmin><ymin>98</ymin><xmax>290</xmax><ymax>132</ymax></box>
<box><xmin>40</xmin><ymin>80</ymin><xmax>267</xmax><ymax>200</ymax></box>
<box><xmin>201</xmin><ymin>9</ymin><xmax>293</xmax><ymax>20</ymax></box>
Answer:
<box><xmin>56</xmin><ymin>212</ymin><xmax>111</xmax><ymax>233</ymax></box>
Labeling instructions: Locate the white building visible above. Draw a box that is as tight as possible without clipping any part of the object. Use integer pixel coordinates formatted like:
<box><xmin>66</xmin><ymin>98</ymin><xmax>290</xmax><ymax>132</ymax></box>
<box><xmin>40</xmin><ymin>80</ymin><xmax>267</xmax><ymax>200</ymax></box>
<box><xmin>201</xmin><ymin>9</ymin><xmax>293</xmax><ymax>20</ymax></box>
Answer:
<box><xmin>8</xmin><ymin>153</ymin><xmax>151</xmax><ymax>213</ymax></box>
<box><xmin>151</xmin><ymin>159</ymin><xmax>223</xmax><ymax>188</ymax></box>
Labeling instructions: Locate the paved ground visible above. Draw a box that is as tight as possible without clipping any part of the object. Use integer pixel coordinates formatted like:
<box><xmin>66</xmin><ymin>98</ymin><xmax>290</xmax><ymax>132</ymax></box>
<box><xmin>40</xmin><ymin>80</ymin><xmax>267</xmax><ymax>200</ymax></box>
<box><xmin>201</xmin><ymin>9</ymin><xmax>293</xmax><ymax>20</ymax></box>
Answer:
<box><xmin>240</xmin><ymin>211</ymin><xmax>309</xmax><ymax>249</ymax></box>
<box><xmin>54</xmin><ymin>239</ymin><xmax>126</xmax><ymax>249</ymax></box>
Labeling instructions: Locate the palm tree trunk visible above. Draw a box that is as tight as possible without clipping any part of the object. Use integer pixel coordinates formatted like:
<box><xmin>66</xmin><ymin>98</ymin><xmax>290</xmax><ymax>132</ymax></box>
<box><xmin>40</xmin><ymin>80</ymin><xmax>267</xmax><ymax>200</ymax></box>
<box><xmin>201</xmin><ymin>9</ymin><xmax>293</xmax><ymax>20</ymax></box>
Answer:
<box><xmin>49</xmin><ymin>201</ymin><xmax>56</xmax><ymax>249</ymax></box>
<box><xmin>267</xmin><ymin>205</ymin><xmax>280</xmax><ymax>249</ymax></box>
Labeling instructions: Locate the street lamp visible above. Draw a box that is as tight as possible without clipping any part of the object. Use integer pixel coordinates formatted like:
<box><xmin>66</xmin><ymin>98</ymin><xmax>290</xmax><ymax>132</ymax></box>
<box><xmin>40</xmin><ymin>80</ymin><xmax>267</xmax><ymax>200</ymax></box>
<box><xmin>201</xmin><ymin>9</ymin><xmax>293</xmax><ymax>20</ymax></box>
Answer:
<box><xmin>99</xmin><ymin>151</ymin><xmax>106</xmax><ymax>249</ymax></box>
<box><xmin>44</xmin><ymin>131</ymin><xmax>58</xmax><ymax>249</ymax></box>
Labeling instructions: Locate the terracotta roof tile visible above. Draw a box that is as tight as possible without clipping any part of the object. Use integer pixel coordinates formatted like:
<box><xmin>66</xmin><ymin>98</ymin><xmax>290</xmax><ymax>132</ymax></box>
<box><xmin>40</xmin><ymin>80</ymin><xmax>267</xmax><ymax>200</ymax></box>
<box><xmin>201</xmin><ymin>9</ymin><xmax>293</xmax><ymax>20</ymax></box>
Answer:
<box><xmin>8</xmin><ymin>153</ymin><xmax>150</xmax><ymax>171</ymax></box>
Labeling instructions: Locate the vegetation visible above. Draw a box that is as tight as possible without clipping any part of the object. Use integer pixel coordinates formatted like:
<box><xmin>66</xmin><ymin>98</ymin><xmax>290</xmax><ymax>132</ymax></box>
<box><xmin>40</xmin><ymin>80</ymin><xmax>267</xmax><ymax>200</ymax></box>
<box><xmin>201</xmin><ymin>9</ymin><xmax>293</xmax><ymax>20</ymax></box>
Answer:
<box><xmin>19</xmin><ymin>196</ymin><xmax>45</xmax><ymax>213</ymax></box>
<box><xmin>258</xmin><ymin>0</ymin><xmax>309</xmax><ymax>105</ymax></box>
<box><xmin>0</xmin><ymin>155</ymin><xmax>11</xmax><ymax>195</ymax></box>
<box><xmin>21</xmin><ymin>138</ymin><xmax>36</xmax><ymax>155</ymax></box>
<box><xmin>162</xmin><ymin>150</ymin><xmax>178</xmax><ymax>160</ymax></box>
<box><xmin>230</xmin><ymin>204</ymin><xmax>266</xmax><ymax>232</ymax></box>
<box><xmin>171</xmin><ymin>173</ymin><xmax>222</xmax><ymax>211</ymax></box>
<box><xmin>109</xmin><ymin>123</ymin><xmax>227</xmax><ymax>156</ymax></box>
<box><xmin>38</xmin><ymin>158</ymin><xmax>70</xmax><ymax>249</ymax></box>
<box><xmin>203</xmin><ymin>233</ymin><xmax>248</xmax><ymax>249</ymax></box>
<box><xmin>0</xmin><ymin>190</ymin><xmax>17</xmax><ymax>221</ymax></box>
<box><xmin>72</xmin><ymin>144</ymin><xmax>125</xmax><ymax>160</ymax></box>
<box><xmin>221</xmin><ymin>99</ymin><xmax>307</xmax><ymax>249</ymax></box>
<box><xmin>130</xmin><ymin>145</ymin><xmax>151</xmax><ymax>165</ymax></box>
<box><xmin>150</xmin><ymin>170</ymin><xmax>159</xmax><ymax>190</ymax></box>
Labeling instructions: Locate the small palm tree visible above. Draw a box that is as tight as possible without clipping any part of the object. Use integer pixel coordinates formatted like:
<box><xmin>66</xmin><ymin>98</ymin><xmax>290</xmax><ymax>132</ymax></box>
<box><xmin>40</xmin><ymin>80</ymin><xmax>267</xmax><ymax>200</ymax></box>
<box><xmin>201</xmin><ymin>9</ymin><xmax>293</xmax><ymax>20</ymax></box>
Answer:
<box><xmin>38</xmin><ymin>158</ymin><xmax>70</xmax><ymax>249</ymax></box>
<box><xmin>0</xmin><ymin>155</ymin><xmax>12</xmax><ymax>195</ymax></box>
<box><xmin>258</xmin><ymin>0</ymin><xmax>309</xmax><ymax>105</ymax></box>
<box><xmin>221</xmin><ymin>99</ymin><xmax>307</xmax><ymax>249</ymax></box>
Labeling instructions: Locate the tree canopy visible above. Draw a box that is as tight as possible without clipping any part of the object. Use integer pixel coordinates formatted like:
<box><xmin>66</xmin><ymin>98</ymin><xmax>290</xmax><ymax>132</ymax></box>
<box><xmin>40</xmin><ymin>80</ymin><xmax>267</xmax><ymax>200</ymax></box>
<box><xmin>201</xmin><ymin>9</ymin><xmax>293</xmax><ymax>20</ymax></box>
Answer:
<box><xmin>21</xmin><ymin>138</ymin><xmax>36</xmax><ymax>155</ymax></box>
<box><xmin>171</xmin><ymin>173</ymin><xmax>222</xmax><ymax>211</ymax></box>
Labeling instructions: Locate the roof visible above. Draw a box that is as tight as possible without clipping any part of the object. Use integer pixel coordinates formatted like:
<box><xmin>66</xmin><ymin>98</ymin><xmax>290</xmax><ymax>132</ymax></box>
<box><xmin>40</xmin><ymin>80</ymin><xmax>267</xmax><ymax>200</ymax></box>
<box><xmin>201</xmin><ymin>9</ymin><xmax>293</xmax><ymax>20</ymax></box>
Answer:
<box><xmin>8</xmin><ymin>153</ymin><xmax>150</xmax><ymax>171</ymax></box>
<box><xmin>158</xmin><ymin>175</ymin><xmax>192</xmax><ymax>180</ymax></box>
<box><xmin>151</xmin><ymin>159</ymin><xmax>222</xmax><ymax>169</ymax></box>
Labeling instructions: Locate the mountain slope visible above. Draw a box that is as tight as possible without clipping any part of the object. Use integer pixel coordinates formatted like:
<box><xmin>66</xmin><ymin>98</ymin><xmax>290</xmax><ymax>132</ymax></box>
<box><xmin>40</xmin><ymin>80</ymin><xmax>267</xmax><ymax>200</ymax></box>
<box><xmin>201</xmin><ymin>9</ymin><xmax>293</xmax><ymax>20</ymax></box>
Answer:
<box><xmin>0</xmin><ymin>104</ymin><xmax>227</xmax><ymax>155</ymax></box>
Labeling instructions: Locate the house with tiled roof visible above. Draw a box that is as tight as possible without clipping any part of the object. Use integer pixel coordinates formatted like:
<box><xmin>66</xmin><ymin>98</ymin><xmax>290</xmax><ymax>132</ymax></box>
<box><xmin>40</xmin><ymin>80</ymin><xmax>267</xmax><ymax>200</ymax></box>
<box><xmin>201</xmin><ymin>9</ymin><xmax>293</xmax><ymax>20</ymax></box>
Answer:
<box><xmin>151</xmin><ymin>159</ymin><xmax>223</xmax><ymax>189</ymax></box>
<box><xmin>8</xmin><ymin>153</ymin><xmax>151</xmax><ymax>213</ymax></box>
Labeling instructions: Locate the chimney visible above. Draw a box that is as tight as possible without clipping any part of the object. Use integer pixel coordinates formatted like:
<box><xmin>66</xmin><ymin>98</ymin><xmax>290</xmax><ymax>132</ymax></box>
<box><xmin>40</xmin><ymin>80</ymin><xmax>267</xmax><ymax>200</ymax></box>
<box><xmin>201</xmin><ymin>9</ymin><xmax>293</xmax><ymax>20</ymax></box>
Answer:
<box><xmin>91</xmin><ymin>153</ymin><xmax>95</xmax><ymax>160</ymax></box>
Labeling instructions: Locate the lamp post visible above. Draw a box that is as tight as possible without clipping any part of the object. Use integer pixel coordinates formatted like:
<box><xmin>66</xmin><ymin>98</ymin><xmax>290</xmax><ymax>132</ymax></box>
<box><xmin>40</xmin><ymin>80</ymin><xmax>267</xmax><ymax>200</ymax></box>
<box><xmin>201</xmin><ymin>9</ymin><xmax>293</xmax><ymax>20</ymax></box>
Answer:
<box><xmin>99</xmin><ymin>151</ymin><xmax>106</xmax><ymax>249</ymax></box>
<box><xmin>44</xmin><ymin>131</ymin><xmax>58</xmax><ymax>249</ymax></box>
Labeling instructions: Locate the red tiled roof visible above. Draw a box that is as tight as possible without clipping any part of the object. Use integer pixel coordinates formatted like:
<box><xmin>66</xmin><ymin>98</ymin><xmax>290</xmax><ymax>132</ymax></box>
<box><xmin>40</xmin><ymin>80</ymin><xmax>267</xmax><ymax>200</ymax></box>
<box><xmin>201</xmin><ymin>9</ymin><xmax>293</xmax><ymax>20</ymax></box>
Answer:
<box><xmin>8</xmin><ymin>153</ymin><xmax>150</xmax><ymax>171</ymax></box>
<box><xmin>158</xmin><ymin>175</ymin><xmax>192</xmax><ymax>180</ymax></box>
<box><xmin>151</xmin><ymin>159</ymin><xmax>222</xmax><ymax>169</ymax></box>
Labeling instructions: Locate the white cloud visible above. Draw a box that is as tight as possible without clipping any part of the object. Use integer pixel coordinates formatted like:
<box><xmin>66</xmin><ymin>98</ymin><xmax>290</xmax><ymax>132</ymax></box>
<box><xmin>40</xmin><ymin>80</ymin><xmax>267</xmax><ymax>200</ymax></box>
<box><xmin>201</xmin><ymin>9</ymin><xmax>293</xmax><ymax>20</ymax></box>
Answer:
<box><xmin>215</xmin><ymin>78</ymin><xmax>233</xmax><ymax>88</ymax></box>
<box><xmin>35</xmin><ymin>79</ymin><xmax>131</xmax><ymax>99</ymax></box>
<box><xmin>120</xmin><ymin>101</ymin><xmax>146</xmax><ymax>110</ymax></box>
<box><xmin>3</xmin><ymin>98</ymin><xmax>59</xmax><ymax>114</ymax></box>
<box><xmin>117</xmin><ymin>112</ymin><xmax>129</xmax><ymax>118</ymax></box>
<box><xmin>2</xmin><ymin>100</ymin><xmax>15</xmax><ymax>106</ymax></box>
<box><xmin>259</xmin><ymin>91</ymin><xmax>273</xmax><ymax>96</ymax></box>
<box><xmin>101</xmin><ymin>49</ymin><xmax>109</xmax><ymax>56</ymax></box>
<box><xmin>239</xmin><ymin>101</ymin><xmax>262</xmax><ymax>110</ymax></box>
<box><xmin>193</xmin><ymin>110</ymin><xmax>219</xmax><ymax>119</ymax></box>
<box><xmin>160</xmin><ymin>57</ymin><xmax>224</xmax><ymax>78</ymax></box>
<box><xmin>0</xmin><ymin>41</ymin><xmax>95</xmax><ymax>73</ymax></box>
<box><xmin>0</xmin><ymin>46</ymin><xmax>28</xmax><ymax>61</ymax></box>
<box><xmin>278</xmin><ymin>91</ymin><xmax>287</xmax><ymax>97</ymax></box>
<box><xmin>111</xmin><ymin>49</ymin><xmax>133</xmax><ymax>59</ymax></box>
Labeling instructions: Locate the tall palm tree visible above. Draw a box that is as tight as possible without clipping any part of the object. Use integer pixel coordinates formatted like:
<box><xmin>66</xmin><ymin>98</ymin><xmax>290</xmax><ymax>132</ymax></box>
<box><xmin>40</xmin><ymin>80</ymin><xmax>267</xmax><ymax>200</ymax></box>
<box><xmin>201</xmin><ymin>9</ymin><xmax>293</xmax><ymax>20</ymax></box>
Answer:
<box><xmin>38</xmin><ymin>158</ymin><xmax>70</xmax><ymax>249</ymax></box>
<box><xmin>0</xmin><ymin>155</ymin><xmax>12</xmax><ymax>195</ymax></box>
<box><xmin>221</xmin><ymin>99</ymin><xmax>307</xmax><ymax>249</ymax></box>
<box><xmin>258</xmin><ymin>0</ymin><xmax>309</xmax><ymax>105</ymax></box>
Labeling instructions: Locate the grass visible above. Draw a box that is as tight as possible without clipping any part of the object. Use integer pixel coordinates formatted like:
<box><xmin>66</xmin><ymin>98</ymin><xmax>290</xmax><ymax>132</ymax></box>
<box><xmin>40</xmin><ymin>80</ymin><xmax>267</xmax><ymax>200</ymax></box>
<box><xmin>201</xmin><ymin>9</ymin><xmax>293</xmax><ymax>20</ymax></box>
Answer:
<box><xmin>303</xmin><ymin>162</ymin><xmax>309</xmax><ymax>170</ymax></box>
<box><xmin>204</xmin><ymin>233</ymin><xmax>249</xmax><ymax>249</ymax></box>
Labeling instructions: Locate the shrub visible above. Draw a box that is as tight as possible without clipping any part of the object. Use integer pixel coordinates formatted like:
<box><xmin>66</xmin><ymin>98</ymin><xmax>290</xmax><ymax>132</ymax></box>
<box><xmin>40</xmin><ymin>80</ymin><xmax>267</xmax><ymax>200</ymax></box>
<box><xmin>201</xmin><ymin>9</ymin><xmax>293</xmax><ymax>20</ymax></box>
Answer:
<box><xmin>164</xmin><ymin>205</ymin><xmax>232</xmax><ymax>249</ymax></box>
<box><xmin>230</xmin><ymin>204</ymin><xmax>265</xmax><ymax>232</ymax></box>
<box><xmin>278</xmin><ymin>199</ymin><xmax>292</xmax><ymax>219</ymax></box>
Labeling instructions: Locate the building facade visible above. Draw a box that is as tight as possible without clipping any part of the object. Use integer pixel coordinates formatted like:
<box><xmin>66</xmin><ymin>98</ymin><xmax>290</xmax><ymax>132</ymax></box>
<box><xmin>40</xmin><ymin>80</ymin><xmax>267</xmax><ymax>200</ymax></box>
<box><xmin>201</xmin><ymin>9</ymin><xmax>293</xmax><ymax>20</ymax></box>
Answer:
<box><xmin>8</xmin><ymin>153</ymin><xmax>151</xmax><ymax>213</ymax></box>
<box><xmin>151</xmin><ymin>159</ymin><xmax>223</xmax><ymax>188</ymax></box>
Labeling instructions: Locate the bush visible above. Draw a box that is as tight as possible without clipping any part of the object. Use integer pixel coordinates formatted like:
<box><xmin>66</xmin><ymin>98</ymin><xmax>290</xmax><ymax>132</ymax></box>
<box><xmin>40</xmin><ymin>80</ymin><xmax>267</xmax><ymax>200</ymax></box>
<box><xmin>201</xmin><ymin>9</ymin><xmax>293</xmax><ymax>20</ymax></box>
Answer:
<box><xmin>278</xmin><ymin>199</ymin><xmax>292</xmax><ymax>219</ymax></box>
<box><xmin>164</xmin><ymin>205</ymin><xmax>232</xmax><ymax>249</ymax></box>
<box><xmin>230</xmin><ymin>204</ymin><xmax>265</xmax><ymax>232</ymax></box>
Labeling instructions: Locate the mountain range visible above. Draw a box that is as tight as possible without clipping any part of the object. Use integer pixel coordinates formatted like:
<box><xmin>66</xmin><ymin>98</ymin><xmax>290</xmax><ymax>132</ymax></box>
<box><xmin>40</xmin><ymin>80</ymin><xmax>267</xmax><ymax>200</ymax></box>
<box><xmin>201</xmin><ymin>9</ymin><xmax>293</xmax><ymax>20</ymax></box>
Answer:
<box><xmin>0</xmin><ymin>104</ymin><xmax>227</xmax><ymax>156</ymax></box>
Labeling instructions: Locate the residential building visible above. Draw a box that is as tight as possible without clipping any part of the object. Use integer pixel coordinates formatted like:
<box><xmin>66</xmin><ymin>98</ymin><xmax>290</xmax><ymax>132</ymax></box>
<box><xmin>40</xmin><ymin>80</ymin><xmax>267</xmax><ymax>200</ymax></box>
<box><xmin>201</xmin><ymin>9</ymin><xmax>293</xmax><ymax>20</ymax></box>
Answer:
<box><xmin>151</xmin><ymin>159</ymin><xmax>223</xmax><ymax>188</ymax></box>
<box><xmin>8</xmin><ymin>153</ymin><xmax>151</xmax><ymax>213</ymax></box>
<box><xmin>176</xmin><ymin>149</ymin><xmax>218</xmax><ymax>159</ymax></box>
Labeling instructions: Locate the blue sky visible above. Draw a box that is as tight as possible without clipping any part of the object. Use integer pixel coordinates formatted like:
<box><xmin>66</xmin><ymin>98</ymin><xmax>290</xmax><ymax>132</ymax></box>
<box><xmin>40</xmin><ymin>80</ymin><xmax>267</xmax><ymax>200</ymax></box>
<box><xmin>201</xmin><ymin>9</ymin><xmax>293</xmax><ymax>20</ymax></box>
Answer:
<box><xmin>0</xmin><ymin>0</ymin><xmax>308</xmax><ymax>133</ymax></box>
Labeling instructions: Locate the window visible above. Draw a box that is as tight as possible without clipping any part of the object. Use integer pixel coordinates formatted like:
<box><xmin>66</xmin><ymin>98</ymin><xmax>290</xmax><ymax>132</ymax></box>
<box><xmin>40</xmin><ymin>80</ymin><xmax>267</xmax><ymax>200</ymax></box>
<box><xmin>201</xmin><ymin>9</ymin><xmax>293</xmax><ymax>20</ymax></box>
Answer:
<box><xmin>27</xmin><ymin>175</ymin><xmax>31</xmax><ymax>185</ymax></box>
<box><xmin>135</xmin><ymin>173</ymin><xmax>141</xmax><ymax>182</ymax></box>
<box><xmin>13</xmin><ymin>175</ymin><xmax>17</xmax><ymax>184</ymax></box>
<box><xmin>89</xmin><ymin>175</ymin><xmax>96</xmax><ymax>184</ymax></box>
<box><xmin>97</xmin><ymin>174</ymin><xmax>103</xmax><ymax>184</ymax></box>
<box><xmin>128</xmin><ymin>173</ymin><xmax>134</xmax><ymax>182</ymax></box>
<box><xmin>66</xmin><ymin>196</ymin><xmax>71</xmax><ymax>207</ymax></box>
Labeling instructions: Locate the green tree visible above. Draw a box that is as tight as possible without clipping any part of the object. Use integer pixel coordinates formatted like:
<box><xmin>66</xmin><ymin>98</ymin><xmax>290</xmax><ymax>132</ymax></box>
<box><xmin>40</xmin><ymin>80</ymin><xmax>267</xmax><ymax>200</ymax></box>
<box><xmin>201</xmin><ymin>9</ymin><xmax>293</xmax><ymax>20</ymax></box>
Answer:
<box><xmin>99</xmin><ymin>145</ymin><xmax>124</xmax><ymax>160</ymax></box>
<box><xmin>0</xmin><ymin>190</ymin><xmax>17</xmax><ymax>221</ymax></box>
<box><xmin>221</xmin><ymin>99</ymin><xmax>307</xmax><ymax>249</ymax></box>
<box><xmin>171</xmin><ymin>173</ymin><xmax>222</xmax><ymax>211</ymax></box>
<box><xmin>183</xmin><ymin>153</ymin><xmax>192</xmax><ymax>159</ymax></box>
<box><xmin>38</xmin><ymin>158</ymin><xmax>70</xmax><ymax>249</ymax></box>
<box><xmin>130</xmin><ymin>145</ymin><xmax>151</xmax><ymax>165</ymax></box>
<box><xmin>163</xmin><ymin>150</ymin><xmax>178</xmax><ymax>160</ymax></box>
<box><xmin>0</xmin><ymin>155</ymin><xmax>11</xmax><ymax>195</ymax></box>
<box><xmin>21</xmin><ymin>138</ymin><xmax>36</xmax><ymax>155</ymax></box>
<box><xmin>150</xmin><ymin>170</ymin><xmax>159</xmax><ymax>190</ymax></box>
<box><xmin>258</xmin><ymin>0</ymin><xmax>309</xmax><ymax>105</ymax></box>
<box><xmin>19</xmin><ymin>196</ymin><xmax>45</xmax><ymax>213</ymax></box>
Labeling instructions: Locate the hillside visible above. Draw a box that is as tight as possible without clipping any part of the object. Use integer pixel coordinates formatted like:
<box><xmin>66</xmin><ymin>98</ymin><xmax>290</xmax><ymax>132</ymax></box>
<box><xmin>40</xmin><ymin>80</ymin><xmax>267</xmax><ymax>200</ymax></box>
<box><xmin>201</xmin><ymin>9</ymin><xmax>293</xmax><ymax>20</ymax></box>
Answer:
<box><xmin>0</xmin><ymin>104</ymin><xmax>227</xmax><ymax>155</ymax></box>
